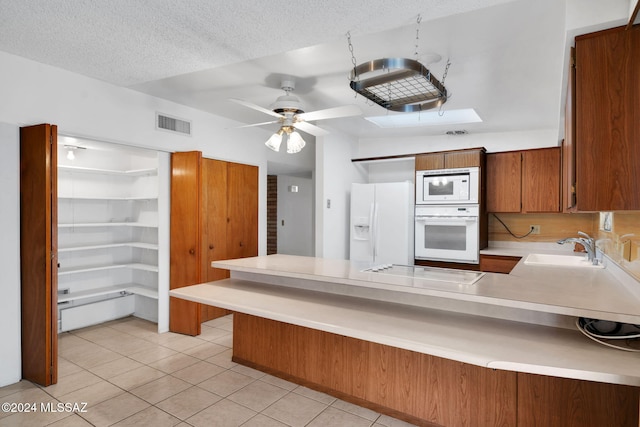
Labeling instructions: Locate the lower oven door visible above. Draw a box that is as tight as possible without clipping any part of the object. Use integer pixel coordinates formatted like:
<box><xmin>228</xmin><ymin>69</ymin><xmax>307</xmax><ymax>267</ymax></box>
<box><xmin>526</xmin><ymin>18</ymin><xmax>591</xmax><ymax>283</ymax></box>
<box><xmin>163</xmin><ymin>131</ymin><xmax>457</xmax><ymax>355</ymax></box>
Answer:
<box><xmin>414</xmin><ymin>215</ymin><xmax>479</xmax><ymax>263</ymax></box>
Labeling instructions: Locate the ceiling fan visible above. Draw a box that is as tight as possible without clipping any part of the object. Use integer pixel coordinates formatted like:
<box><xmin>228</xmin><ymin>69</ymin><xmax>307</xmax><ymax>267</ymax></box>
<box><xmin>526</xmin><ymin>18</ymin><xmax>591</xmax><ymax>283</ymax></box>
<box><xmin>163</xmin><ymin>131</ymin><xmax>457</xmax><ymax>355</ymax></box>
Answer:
<box><xmin>230</xmin><ymin>78</ymin><xmax>361</xmax><ymax>153</ymax></box>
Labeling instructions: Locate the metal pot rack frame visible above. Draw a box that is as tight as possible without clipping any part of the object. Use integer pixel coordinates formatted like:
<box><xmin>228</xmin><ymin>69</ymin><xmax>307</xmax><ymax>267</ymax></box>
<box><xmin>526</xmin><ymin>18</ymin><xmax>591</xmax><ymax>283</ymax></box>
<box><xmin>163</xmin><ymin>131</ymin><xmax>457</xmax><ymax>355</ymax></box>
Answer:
<box><xmin>349</xmin><ymin>57</ymin><xmax>448</xmax><ymax>112</ymax></box>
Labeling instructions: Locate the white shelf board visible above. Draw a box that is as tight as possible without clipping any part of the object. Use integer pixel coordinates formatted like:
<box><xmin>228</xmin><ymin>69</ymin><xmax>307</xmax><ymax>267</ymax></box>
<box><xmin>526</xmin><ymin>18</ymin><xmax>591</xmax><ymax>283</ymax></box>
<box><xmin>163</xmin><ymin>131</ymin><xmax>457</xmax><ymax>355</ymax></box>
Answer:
<box><xmin>59</xmin><ymin>222</ymin><xmax>158</xmax><ymax>228</ymax></box>
<box><xmin>58</xmin><ymin>283</ymin><xmax>158</xmax><ymax>303</ymax></box>
<box><xmin>127</xmin><ymin>286</ymin><xmax>159</xmax><ymax>299</ymax></box>
<box><xmin>58</xmin><ymin>263</ymin><xmax>158</xmax><ymax>275</ymax></box>
<box><xmin>58</xmin><ymin>165</ymin><xmax>158</xmax><ymax>176</ymax></box>
<box><xmin>59</xmin><ymin>242</ymin><xmax>159</xmax><ymax>252</ymax></box>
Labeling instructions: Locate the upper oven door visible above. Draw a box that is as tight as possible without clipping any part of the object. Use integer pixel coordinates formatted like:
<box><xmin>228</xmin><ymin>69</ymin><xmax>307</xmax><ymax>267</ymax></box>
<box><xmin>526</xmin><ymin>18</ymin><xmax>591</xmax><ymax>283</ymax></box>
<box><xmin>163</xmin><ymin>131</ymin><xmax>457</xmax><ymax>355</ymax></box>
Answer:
<box><xmin>415</xmin><ymin>167</ymin><xmax>479</xmax><ymax>204</ymax></box>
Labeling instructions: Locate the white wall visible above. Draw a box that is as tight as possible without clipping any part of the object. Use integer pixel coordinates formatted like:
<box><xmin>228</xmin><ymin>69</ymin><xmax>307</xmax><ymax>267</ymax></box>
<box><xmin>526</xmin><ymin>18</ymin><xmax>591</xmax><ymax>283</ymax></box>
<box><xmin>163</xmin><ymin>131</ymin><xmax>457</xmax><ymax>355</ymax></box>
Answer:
<box><xmin>277</xmin><ymin>175</ymin><xmax>314</xmax><ymax>256</ymax></box>
<box><xmin>0</xmin><ymin>122</ymin><xmax>21</xmax><ymax>387</ymax></box>
<box><xmin>356</xmin><ymin>129</ymin><xmax>561</xmax><ymax>159</ymax></box>
<box><xmin>0</xmin><ymin>51</ymin><xmax>312</xmax><ymax>386</ymax></box>
<box><xmin>315</xmin><ymin>130</ymin><xmax>367</xmax><ymax>259</ymax></box>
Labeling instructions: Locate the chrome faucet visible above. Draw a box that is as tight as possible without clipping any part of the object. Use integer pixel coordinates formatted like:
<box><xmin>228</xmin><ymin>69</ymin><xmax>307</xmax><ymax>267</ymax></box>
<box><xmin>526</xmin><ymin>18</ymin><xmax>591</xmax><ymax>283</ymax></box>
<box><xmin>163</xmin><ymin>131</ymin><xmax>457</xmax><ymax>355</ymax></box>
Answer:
<box><xmin>557</xmin><ymin>231</ymin><xmax>599</xmax><ymax>265</ymax></box>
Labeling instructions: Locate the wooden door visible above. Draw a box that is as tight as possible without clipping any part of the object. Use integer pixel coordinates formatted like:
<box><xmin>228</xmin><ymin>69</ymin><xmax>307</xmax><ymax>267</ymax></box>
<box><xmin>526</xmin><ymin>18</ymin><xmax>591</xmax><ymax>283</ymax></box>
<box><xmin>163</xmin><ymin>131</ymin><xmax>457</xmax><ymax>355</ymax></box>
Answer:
<box><xmin>169</xmin><ymin>151</ymin><xmax>202</xmax><ymax>335</ymax></box>
<box><xmin>522</xmin><ymin>148</ymin><xmax>561</xmax><ymax>213</ymax></box>
<box><xmin>227</xmin><ymin>162</ymin><xmax>259</xmax><ymax>259</ymax></box>
<box><xmin>486</xmin><ymin>151</ymin><xmax>522</xmax><ymax>212</ymax></box>
<box><xmin>201</xmin><ymin>159</ymin><xmax>231</xmax><ymax>322</ymax></box>
<box><xmin>20</xmin><ymin>123</ymin><xmax>58</xmax><ymax>386</ymax></box>
<box><xmin>575</xmin><ymin>26</ymin><xmax>640</xmax><ymax>210</ymax></box>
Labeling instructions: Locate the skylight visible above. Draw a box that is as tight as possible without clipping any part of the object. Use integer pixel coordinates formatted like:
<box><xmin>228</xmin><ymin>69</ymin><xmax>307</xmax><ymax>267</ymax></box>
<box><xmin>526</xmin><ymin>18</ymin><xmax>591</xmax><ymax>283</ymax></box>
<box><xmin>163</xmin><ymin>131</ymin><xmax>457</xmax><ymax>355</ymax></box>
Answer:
<box><xmin>364</xmin><ymin>108</ymin><xmax>482</xmax><ymax>128</ymax></box>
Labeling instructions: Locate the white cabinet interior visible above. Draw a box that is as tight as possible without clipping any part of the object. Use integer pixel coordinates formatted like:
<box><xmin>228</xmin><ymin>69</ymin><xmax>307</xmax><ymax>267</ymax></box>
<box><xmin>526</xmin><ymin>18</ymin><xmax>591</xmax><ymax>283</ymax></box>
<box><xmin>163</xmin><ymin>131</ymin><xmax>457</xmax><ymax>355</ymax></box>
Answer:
<box><xmin>57</xmin><ymin>142</ymin><xmax>162</xmax><ymax>332</ymax></box>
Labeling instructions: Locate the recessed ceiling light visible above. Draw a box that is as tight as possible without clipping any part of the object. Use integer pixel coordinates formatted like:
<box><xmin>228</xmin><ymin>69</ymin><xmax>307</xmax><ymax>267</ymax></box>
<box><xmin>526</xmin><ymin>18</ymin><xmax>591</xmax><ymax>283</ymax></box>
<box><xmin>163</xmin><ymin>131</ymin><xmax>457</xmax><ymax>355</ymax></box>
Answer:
<box><xmin>364</xmin><ymin>108</ymin><xmax>482</xmax><ymax>129</ymax></box>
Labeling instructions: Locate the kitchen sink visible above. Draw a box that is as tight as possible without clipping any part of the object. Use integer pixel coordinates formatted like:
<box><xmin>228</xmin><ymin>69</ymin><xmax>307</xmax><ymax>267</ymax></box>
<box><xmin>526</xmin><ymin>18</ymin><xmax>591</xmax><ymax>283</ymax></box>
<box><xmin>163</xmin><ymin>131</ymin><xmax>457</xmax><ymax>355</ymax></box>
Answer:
<box><xmin>523</xmin><ymin>253</ymin><xmax>604</xmax><ymax>269</ymax></box>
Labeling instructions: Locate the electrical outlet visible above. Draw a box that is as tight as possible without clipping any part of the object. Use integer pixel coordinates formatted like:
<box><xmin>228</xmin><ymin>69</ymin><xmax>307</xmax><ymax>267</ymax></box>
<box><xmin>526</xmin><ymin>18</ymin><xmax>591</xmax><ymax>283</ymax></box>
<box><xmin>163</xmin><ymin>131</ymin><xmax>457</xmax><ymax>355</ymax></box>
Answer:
<box><xmin>530</xmin><ymin>225</ymin><xmax>541</xmax><ymax>235</ymax></box>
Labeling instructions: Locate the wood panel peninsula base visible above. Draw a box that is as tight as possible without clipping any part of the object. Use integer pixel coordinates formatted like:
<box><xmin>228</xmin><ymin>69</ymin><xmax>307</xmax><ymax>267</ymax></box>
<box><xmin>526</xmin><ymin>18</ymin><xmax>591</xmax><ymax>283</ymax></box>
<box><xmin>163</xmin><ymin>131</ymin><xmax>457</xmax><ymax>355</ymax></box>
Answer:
<box><xmin>233</xmin><ymin>313</ymin><xmax>637</xmax><ymax>427</ymax></box>
<box><xmin>170</xmin><ymin>255</ymin><xmax>640</xmax><ymax>426</ymax></box>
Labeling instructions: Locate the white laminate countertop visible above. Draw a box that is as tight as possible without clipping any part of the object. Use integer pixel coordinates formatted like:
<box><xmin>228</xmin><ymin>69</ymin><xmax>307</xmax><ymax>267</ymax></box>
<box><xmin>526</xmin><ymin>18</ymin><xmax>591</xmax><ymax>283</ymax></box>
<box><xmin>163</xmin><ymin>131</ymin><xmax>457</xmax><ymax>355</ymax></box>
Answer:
<box><xmin>170</xmin><ymin>278</ymin><xmax>640</xmax><ymax>386</ymax></box>
<box><xmin>211</xmin><ymin>253</ymin><xmax>640</xmax><ymax>325</ymax></box>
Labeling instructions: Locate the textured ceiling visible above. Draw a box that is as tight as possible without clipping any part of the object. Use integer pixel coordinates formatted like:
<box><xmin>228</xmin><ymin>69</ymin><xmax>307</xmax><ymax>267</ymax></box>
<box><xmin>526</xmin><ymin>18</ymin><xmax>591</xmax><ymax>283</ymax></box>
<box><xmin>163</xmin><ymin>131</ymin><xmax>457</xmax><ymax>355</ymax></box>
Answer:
<box><xmin>0</xmin><ymin>0</ymin><xmax>515</xmax><ymax>86</ymax></box>
<box><xmin>1</xmin><ymin>0</ymin><xmax>619</xmax><ymax>142</ymax></box>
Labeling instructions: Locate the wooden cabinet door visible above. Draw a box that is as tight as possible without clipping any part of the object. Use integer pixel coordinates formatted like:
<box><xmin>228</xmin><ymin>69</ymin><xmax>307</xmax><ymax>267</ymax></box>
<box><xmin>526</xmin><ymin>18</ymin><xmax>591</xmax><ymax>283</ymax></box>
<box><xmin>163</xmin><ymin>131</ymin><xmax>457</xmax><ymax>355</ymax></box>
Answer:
<box><xmin>201</xmin><ymin>159</ymin><xmax>231</xmax><ymax>322</ymax></box>
<box><xmin>445</xmin><ymin>149</ymin><xmax>483</xmax><ymax>168</ymax></box>
<box><xmin>169</xmin><ymin>151</ymin><xmax>201</xmax><ymax>335</ymax></box>
<box><xmin>575</xmin><ymin>26</ymin><xmax>640</xmax><ymax>211</ymax></box>
<box><xmin>227</xmin><ymin>162</ymin><xmax>259</xmax><ymax>259</ymax></box>
<box><xmin>562</xmin><ymin>47</ymin><xmax>577</xmax><ymax>212</ymax></box>
<box><xmin>20</xmin><ymin>123</ymin><xmax>58</xmax><ymax>386</ymax></box>
<box><xmin>486</xmin><ymin>152</ymin><xmax>522</xmax><ymax>212</ymax></box>
<box><xmin>202</xmin><ymin>159</ymin><xmax>229</xmax><ymax>282</ymax></box>
<box><xmin>522</xmin><ymin>148</ymin><xmax>560</xmax><ymax>213</ymax></box>
<box><xmin>415</xmin><ymin>153</ymin><xmax>444</xmax><ymax>170</ymax></box>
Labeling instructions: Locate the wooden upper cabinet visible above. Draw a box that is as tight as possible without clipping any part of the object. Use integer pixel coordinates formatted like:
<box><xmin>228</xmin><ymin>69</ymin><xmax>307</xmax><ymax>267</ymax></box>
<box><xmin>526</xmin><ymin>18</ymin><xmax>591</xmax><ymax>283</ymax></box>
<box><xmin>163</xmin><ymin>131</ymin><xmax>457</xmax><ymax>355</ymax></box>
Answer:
<box><xmin>415</xmin><ymin>148</ymin><xmax>484</xmax><ymax>170</ymax></box>
<box><xmin>486</xmin><ymin>151</ymin><xmax>522</xmax><ymax>213</ymax></box>
<box><xmin>415</xmin><ymin>153</ymin><xmax>444</xmax><ymax>170</ymax></box>
<box><xmin>486</xmin><ymin>147</ymin><xmax>560</xmax><ymax>213</ymax></box>
<box><xmin>574</xmin><ymin>26</ymin><xmax>640</xmax><ymax>211</ymax></box>
<box><xmin>522</xmin><ymin>148</ymin><xmax>561</xmax><ymax>213</ymax></box>
<box><xmin>445</xmin><ymin>149</ymin><xmax>484</xmax><ymax>168</ymax></box>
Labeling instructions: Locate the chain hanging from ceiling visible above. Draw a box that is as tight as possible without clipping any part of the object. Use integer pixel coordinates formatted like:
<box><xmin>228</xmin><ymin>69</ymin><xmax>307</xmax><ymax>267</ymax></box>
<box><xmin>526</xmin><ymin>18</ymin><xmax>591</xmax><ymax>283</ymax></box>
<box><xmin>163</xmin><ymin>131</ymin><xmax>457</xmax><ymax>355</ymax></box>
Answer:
<box><xmin>347</xmin><ymin>15</ymin><xmax>450</xmax><ymax>113</ymax></box>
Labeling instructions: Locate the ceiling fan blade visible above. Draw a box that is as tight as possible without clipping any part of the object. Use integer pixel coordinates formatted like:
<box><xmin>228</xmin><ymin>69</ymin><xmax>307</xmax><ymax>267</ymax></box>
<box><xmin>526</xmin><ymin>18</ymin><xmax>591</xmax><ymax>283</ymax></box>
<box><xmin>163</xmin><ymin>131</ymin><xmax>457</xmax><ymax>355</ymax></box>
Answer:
<box><xmin>234</xmin><ymin>120</ymin><xmax>281</xmax><ymax>129</ymax></box>
<box><xmin>296</xmin><ymin>105</ymin><xmax>362</xmax><ymax>122</ymax></box>
<box><xmin>293</xmin><ymin>121</ymin><xmax>329</xmax><ymax>136</ymax></box>
<box><xmin>229</xmin><ymin>98</ymin><xmax>283</xmax><ymax>119</ymax></box>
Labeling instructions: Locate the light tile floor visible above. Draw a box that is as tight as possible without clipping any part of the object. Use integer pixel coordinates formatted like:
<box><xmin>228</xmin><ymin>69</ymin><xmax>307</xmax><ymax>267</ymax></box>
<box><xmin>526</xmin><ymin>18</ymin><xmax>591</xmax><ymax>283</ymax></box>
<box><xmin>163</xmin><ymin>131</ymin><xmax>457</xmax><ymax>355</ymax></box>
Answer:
<box><xmin>0</xmin><ymin>315</ymin><xmax>417</xmax><ymax>427</ymax></box>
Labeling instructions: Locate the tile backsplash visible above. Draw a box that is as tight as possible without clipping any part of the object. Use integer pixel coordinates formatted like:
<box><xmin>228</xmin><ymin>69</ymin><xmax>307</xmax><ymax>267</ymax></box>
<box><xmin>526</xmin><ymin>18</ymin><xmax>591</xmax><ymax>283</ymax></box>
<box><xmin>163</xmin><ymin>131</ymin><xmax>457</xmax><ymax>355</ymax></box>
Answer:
<box><xmin>488</xmin><ymin>211</ymin><xmax>640</xmax><ymax>281</ymax></box>
<box><xmin>595</xmin><ymin>211</ymin><xmax>640</xmax><ymax>281</ymax></box>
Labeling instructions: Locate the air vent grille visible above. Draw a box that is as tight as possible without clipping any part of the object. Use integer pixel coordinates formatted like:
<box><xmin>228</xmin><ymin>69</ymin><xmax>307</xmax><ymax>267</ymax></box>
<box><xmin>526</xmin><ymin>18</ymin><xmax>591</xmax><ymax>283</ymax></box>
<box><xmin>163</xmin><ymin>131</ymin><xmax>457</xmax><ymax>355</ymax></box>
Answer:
<box><xmin>156</xmin><ymin>113</ymin><xmax>191</xmax><ymax>135</ymax></box>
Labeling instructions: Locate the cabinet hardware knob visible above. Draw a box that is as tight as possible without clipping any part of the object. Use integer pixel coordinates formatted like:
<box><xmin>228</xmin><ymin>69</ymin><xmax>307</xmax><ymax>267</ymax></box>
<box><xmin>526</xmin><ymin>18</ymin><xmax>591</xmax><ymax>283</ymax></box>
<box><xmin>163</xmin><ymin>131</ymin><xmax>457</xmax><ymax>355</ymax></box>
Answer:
<box><xmin>189</xmin><ymin>248</ymin><xmax>195</xmax><ymax>255</ymax></box>
<box><xmin>209</xmin><ymin>244</ymin><xmax>214</xmax><ymax>250</ymax></box>
<box><xmin>239</xmin><ymin>242</ymin><xmax>243</xmax><ymax>247</ymax></box>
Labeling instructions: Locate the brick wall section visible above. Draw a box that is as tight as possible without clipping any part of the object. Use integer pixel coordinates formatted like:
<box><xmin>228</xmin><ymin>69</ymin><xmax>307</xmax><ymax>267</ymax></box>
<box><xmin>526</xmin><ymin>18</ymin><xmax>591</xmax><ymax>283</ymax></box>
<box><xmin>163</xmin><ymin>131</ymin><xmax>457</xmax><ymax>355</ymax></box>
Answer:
<box><xmin>267</xmin><ymin>175</ymin><xmax>277</xmax><ymax>254</ymax></box>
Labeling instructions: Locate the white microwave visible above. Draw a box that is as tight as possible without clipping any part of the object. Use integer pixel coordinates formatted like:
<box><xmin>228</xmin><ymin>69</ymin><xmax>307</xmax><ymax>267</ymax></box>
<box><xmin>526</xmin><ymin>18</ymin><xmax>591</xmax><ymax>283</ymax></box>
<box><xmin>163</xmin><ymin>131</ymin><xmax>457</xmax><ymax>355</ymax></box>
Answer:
<box><xmin>416</xmin><ymin>167</ymin><xmax>479</xmax><ymax>204</ymax></box>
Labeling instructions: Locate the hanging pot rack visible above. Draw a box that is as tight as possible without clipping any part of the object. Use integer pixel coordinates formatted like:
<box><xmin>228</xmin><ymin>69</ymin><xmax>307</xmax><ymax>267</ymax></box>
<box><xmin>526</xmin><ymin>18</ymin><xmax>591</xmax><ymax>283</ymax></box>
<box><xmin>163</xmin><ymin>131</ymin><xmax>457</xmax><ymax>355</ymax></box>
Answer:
<box><xmin>348</xmin><ymin>57</ymin><xmax>448</xmax><ymax>112</ymax></box>
<box><xmin>346</xmin><ymin>15</ymin><xmax>450</xmax><ymax>113</ymax></box>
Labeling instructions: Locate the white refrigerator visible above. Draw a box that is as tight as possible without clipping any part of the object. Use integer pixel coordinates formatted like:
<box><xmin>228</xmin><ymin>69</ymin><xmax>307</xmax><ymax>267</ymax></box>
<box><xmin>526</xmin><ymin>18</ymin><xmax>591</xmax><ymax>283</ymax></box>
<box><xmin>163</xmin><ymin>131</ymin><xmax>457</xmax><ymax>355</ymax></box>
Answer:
<box><xmin>349</xmin><ymin>182</ymin><xmax>414</xmax><ymax>266</ymax></box>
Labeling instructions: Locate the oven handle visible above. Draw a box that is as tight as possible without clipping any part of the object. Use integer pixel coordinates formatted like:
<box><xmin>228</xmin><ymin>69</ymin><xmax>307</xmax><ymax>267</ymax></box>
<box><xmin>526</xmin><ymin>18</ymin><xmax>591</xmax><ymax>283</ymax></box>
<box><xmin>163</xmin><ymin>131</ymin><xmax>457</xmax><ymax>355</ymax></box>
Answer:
<box><xmin>415</xmin><ymin>216</ymin><xmax>478</xmax><ymax>222</ymax></box>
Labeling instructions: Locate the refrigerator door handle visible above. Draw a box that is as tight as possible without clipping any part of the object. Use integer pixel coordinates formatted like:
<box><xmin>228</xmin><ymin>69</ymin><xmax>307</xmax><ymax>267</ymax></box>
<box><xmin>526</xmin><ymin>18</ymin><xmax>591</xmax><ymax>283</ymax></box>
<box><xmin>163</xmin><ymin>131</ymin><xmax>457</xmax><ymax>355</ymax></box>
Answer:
<box><xmin>372</xmin><ymin>203</ymin><xmax>379</xmax><ymax>259</ymax></box>
<box><xmin>368</xmin><ymin>203</ymin><xmax>375</xmax><ymax>258</ymax></box>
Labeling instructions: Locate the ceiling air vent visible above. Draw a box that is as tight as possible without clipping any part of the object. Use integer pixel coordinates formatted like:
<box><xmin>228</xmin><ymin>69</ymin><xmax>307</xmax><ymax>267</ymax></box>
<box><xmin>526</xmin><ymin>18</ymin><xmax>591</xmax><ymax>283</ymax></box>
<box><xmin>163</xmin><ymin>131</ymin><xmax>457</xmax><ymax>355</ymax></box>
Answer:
<box><xmin>156</xmin><ymin>113</ymin><xmax>191</xmax><ymax>136</ymax></box>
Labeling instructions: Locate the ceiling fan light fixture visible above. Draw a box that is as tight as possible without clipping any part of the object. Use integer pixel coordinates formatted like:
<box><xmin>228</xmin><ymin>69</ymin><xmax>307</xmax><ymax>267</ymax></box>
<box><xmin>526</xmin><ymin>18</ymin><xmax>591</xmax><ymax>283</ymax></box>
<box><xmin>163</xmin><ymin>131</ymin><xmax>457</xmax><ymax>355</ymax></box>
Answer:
<box><xmin>286</xmin><ymin>131</ymin><xmax>306</xmax><ymax>154</ymax></box>
<box><xmin>265</xmin><ymin>130</ymin><xmax>283</xmax><ymax>151</ymax></box>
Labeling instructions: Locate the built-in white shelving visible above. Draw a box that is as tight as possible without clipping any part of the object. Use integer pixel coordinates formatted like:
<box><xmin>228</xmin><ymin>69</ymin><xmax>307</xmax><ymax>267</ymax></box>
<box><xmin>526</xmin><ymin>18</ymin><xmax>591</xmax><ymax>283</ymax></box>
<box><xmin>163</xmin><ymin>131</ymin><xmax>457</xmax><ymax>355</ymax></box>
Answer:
<box><xmin>57</xmin><ymin>142</ymin><xmax>161</xmax><ymax>332</ymax></box>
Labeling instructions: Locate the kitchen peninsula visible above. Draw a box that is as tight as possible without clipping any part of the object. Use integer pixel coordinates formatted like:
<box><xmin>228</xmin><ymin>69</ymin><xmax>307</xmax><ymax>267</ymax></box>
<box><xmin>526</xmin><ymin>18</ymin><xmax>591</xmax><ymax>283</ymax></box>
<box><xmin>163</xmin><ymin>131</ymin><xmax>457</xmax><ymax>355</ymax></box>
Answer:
<box><xmin>170</xmin><ymin>254</ymin><xmax>640</xmax><ymax>427</ymax></box>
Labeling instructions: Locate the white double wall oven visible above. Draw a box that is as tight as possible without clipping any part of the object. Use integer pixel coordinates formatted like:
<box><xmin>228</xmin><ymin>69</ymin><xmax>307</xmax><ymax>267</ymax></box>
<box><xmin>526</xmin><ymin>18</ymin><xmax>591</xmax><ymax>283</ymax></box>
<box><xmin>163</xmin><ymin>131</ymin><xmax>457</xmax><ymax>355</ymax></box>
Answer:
<box><xmin>414</xmin><ymin>167</ymin><xmax>480</xmax><ymax>264</ymax></box>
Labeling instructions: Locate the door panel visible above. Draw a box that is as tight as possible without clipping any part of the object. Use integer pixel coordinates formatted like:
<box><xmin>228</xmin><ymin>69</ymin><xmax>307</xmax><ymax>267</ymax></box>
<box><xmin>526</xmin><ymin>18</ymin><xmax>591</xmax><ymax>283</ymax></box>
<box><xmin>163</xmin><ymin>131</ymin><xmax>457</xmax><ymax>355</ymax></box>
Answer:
<box><xmin>202</xmin><ymin>159</ymin><xmax>229</xmax><ymax>282</ymax></box>
<box><xmin>20</xmin><ymin>123</ymin><xmax>58</xmax><ymax>386</ymax></box>
<box><xmin>227</xmin><ymin>162</ymin><xmax>258</xmax><ymax>259</ymax></box>
<box><xmin>201</xmin><ymin>159</ymin><xmax>230</xmax><ymax>322</ymax></box>
<box><xmin>169</xmin><ymin>151</ymin><xmax>201</xmax><ymax>335</ymax></box>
